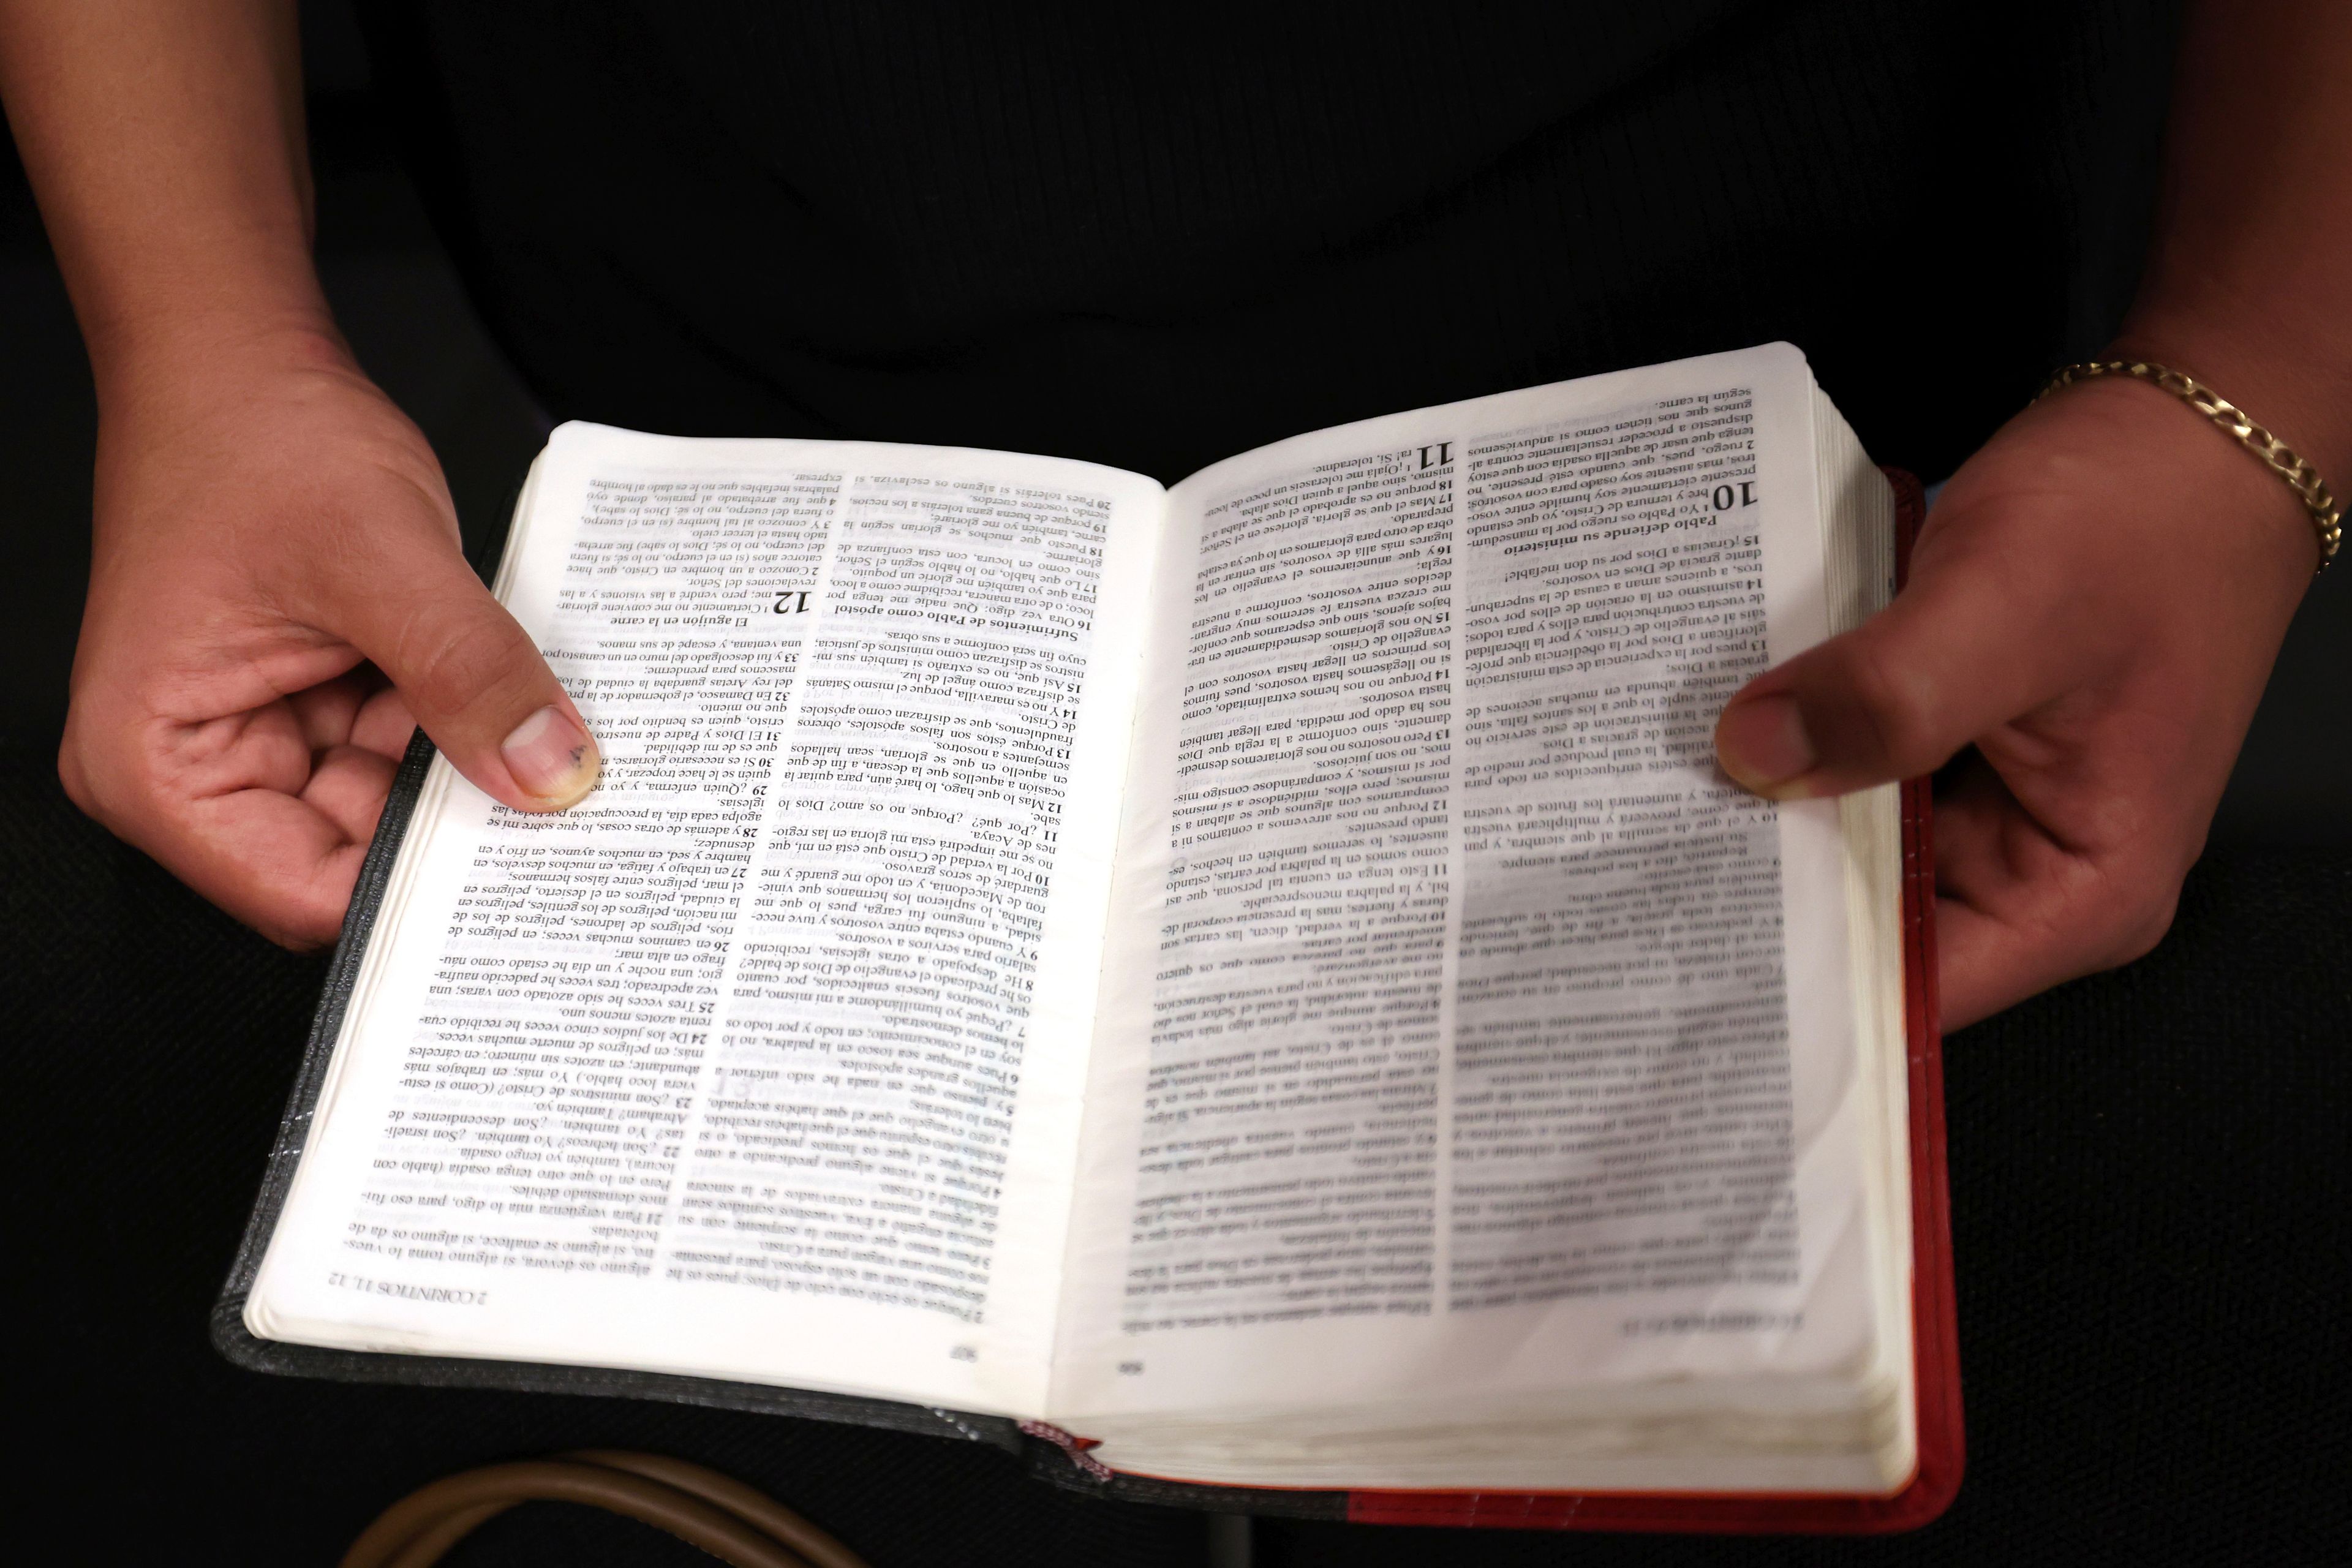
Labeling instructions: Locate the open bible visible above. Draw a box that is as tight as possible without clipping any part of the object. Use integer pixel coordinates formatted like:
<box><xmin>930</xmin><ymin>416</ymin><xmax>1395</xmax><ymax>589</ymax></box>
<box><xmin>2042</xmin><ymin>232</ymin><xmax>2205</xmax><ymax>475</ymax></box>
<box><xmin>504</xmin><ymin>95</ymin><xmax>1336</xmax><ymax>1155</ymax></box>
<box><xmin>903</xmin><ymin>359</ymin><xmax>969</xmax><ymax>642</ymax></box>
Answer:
<box><xmin>221</xmin><ymin>344</ymin><xmax>1960</xmax><ymax>1532</ymax></box>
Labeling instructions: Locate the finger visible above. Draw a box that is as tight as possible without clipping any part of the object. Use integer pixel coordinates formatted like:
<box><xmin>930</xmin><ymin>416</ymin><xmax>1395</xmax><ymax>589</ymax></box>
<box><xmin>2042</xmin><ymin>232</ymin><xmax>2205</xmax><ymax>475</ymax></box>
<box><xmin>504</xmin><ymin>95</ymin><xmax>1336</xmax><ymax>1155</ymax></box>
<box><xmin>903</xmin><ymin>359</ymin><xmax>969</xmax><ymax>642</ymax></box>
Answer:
<box><xmin>107</xmin><ymin>719</ymin><xmax>371</xmax><ymax>948</ymax></box>
<box><xmin>332</xmin><ymin>527</ymin><xmax>599</xmax><ymax>812</ymax></box>
<box><xmin>285</xmin><ymin>671</ymin><xmax>374</xmax><ymax>751</ymax></box>
<box><xmin>1931</xmin><ymin>763</ymin><xmax>2090</xmax><ymax>1028</ymax></box>
<box><xmin>300</xmin><ymin>741</ymin><xmax>401</xmax><ymax>845</ymax></box>
<box><xmin>350</xmin><ymin>683</ymin><xmax>417</xmax><ymax>760</ymax></box>
<box><xmin>72</xmin><ymin>703</ymin><xmax>382</xmax><ymax>949</ymax></box>
<box><xmin>67</xmin><ymin>690</ymin><xmax>400</xmax><ymax>947</ymax></box>
<box><xmin>1713</xmin><ymin>529</ymin><xmax>2088</xmax><ymax>800</ymax></box>
<box><xmin>173</xmin><ymin>786</ymin><xmax>373</xmax><ymax>949</ymax></box>
<box><xmin>1929</xmin><ymin>757</ymin><xmax>2178</xmax><ymax>1028</ymax></box>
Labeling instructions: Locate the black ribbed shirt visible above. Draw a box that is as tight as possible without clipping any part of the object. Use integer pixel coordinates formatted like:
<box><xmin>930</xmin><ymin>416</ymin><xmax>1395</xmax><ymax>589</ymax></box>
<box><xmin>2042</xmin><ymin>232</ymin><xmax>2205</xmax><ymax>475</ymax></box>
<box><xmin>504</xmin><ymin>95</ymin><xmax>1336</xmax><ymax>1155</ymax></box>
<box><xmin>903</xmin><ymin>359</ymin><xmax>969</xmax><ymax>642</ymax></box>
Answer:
<box><xmin>358</xmin><ymin>1</ymin><xmax>2183</xmax><ymax>481</ymax></box>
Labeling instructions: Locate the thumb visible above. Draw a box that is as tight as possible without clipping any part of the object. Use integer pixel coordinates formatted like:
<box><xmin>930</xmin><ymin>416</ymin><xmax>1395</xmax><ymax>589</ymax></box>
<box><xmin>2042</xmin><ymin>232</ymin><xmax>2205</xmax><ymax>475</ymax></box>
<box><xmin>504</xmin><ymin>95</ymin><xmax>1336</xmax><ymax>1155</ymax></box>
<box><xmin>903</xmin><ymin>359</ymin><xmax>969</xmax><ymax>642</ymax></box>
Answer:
<box><xmin>339</xmin><ymin>536</ymin><xmax>601</xmax><ymax>812</ymax></box>
<box><xmin>1713</xmin><ymin>547</ymin><xmax>2073</xmax><ymax>799</ymax></box>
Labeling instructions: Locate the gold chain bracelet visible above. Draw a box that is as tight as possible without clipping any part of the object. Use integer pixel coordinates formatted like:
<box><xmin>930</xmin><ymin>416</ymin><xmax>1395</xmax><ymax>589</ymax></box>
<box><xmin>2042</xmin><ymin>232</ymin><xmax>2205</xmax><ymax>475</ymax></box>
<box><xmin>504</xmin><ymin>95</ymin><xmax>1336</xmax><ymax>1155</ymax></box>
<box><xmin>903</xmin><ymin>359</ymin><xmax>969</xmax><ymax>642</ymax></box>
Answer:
<box><xmin>2036</xmin><ymin>360</ymin><xmax>2342</xmax><ymax>573</ymax></box>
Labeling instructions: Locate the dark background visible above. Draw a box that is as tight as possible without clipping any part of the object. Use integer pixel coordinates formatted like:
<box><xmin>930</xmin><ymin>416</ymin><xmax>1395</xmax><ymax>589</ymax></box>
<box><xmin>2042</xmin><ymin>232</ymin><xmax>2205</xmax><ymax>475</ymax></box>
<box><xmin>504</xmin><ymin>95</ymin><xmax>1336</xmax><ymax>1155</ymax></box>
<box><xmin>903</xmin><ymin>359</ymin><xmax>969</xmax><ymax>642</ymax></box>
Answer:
<box><xmin>7</xmin><ymin>4</ymin><xmax>2349</xmax><ymax>834</ymax></box>
<box><xmin>2</xmin><ymin>4</ymin><xmax>2345</xmax><ymax>1562</ymax></box>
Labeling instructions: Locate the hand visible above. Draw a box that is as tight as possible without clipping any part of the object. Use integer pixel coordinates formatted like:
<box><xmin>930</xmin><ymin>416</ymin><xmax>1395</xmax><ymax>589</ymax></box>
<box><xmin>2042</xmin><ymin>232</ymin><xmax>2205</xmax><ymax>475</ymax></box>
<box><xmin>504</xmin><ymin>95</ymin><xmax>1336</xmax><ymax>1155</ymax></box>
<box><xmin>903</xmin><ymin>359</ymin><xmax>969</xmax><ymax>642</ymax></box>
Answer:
<box><xmin>59</xmin><ymin>325</ymin><xmax>600</xmax><ymax>949</ymax></box>
<box><xmin>1713</xmin><ymin>371</ymin><xmax>2321</xmax><ymax>1028</ymax></box>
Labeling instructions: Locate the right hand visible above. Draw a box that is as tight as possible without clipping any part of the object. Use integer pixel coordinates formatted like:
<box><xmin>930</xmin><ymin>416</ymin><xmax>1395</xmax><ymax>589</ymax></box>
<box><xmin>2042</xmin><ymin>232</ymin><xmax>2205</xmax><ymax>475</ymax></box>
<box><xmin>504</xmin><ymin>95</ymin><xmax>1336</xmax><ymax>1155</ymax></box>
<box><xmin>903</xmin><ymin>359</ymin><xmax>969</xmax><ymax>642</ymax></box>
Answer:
<box><xmin>1711</xmin><ymin>365</ymin><xmax>2318</xmax><ymax>1028</ymax></box>
<box><xmin>60</xmin><ymin>323</ymin><xmax>600</xmax><ymax>949</ymax></box>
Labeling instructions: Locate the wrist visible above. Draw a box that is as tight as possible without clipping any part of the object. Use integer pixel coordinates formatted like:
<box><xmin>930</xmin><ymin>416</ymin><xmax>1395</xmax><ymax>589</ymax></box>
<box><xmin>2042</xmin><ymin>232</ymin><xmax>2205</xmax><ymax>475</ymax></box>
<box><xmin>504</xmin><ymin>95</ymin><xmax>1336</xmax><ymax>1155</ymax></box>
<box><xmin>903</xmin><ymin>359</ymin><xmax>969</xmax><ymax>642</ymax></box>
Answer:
<box><xmin>2090</xmin><ymin>314</ymin><xmax>2345</xmax><ymax>578</ymax></box>
<box><xmin>2110</xmin><ymin>304</ymin><xmax>2352</xmax><ymax>492</ymax></box>
<box><xmin>2019</xmin><ymin>371</ymin><xmax>2320</xmax><ymax>596</ymax></box>
<box><xmin>89</xmin><ymin>303</ymin><xmax>360</xmax><ymax>421</ymax></box>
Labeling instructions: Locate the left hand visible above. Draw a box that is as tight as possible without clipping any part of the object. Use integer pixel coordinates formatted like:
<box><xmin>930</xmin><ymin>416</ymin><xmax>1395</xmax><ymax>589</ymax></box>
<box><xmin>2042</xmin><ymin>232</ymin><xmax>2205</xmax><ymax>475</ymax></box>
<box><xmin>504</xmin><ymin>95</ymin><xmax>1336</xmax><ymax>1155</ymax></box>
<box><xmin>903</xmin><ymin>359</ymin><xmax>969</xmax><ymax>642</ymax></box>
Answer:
<box><xmin>1712</xmin><ymin>369</ymin><xmax>2321</xmax><ymax>1028</ymax></box>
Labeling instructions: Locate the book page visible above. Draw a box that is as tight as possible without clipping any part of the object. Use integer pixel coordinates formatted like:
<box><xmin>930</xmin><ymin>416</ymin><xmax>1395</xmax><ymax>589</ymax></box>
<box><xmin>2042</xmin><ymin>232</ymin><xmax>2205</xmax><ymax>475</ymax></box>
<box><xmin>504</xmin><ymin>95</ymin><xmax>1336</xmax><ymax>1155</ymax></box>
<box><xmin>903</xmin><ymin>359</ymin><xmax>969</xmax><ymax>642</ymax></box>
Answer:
<box><xmin>1053</xmin><ymin>347</ymin><xmax>1898</xmax><ymax>1432</ymax></box>
<box><xmin>248</xmin><ymin>425</ymin><xmax>1164</xmax><ymax>1417</ymax></box>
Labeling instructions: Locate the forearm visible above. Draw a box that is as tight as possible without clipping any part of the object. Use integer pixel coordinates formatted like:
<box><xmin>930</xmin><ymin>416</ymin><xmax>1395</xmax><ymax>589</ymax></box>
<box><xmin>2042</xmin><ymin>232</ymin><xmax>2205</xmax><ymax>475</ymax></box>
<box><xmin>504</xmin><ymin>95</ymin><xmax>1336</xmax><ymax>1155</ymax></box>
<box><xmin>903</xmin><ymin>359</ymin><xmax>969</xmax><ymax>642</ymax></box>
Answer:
<box><xmin>2116</xmin><ymin>0</ymin><xmax>2352</xmax><ymax>491</ymax></box>
<box><xmin>0</xmin><ymin>0</ymin><xmax>332</xmax><ymax>391</ymax></box>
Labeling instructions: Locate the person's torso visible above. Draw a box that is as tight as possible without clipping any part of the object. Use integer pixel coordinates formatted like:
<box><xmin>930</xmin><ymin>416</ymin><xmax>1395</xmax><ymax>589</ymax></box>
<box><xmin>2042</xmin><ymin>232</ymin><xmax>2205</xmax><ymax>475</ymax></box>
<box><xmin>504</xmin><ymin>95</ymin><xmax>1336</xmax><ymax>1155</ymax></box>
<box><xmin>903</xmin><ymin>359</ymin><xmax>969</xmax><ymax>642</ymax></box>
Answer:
<box><xmin>359</xmin><ymin>0</ymin><xmax>2183</xmax><ymax>480</ymax></box>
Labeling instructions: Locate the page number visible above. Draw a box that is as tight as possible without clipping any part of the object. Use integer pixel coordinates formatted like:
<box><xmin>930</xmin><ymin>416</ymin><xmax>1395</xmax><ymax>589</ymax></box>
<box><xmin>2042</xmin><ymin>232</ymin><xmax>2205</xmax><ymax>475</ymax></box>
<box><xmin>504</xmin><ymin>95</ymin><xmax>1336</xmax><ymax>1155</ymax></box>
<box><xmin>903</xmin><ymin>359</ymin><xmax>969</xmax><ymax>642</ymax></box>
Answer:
<box><xmin>1117</xmin><ymin>1360</ymin><xmax>1144</xmax><ymax>1376</ymax></box>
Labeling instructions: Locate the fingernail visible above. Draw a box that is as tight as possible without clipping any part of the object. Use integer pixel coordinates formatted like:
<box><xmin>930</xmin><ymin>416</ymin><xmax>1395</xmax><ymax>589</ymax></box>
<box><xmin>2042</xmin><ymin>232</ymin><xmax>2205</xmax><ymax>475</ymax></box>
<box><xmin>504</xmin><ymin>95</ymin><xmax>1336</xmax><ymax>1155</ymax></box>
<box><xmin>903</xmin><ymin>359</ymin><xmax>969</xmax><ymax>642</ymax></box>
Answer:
<box><xmin>1716</xmin><ymin>693</ymin><xmax>1817</xmax><ymax>796</ymax></box>
<box><xmin>501</xmin><ymin>705</ymin><xmax>600</xmax><ymax>806</ymax></box>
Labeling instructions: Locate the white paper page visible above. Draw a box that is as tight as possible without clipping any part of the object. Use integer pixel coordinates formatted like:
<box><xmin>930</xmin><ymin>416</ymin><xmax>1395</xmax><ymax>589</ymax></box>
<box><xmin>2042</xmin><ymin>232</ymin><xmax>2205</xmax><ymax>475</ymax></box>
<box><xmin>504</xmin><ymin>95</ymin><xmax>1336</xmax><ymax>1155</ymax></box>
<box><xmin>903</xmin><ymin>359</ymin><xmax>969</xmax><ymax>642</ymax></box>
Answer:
<box><xmin>1052</xmin><ymin>345</ymin><xmax>1891</xmax><ymax>1426</ymax></box>
<box><xmin>249</xmin><ymin>424</ymin><xmax>1163</xmax><ymax>1416</ymax></box>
